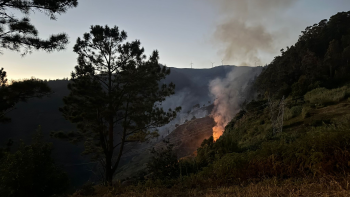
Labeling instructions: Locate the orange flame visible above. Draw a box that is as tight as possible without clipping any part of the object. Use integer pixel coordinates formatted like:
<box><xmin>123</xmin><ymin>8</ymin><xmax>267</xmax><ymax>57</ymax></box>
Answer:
<box><xmin>212</xmin><ymin>115</ymin><xmax>225</xmax><ymax>141</ymax></box>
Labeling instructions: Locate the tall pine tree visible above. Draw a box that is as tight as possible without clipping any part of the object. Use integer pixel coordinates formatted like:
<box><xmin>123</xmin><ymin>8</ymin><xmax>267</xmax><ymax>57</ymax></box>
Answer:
<box><xmin>57</xmin><ymin>25</ymin><xmax>181</xmax><ymax>185</ymax></box>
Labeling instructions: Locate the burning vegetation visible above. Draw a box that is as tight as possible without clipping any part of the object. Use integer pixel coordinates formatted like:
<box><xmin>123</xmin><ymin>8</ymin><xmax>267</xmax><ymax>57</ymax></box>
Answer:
<box><xmin>209</xmin><ymin>66</ymin><xmax>262</xmax><ymax>141</ymax></box>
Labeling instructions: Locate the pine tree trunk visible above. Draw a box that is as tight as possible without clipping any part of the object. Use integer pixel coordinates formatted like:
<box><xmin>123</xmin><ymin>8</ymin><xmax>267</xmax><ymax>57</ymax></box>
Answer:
<box><xmin>106</xmin><ymin>118</ymin><xmax>114</xmax><ymax>186</ymax></box>
<box><xmin>106</xmin><ymin>151</ymin><xmax>113</xmax><ymax>185</ymax></box>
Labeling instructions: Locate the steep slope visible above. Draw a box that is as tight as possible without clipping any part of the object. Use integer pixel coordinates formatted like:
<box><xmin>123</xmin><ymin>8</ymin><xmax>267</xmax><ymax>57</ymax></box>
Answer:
<box><xmin>157</xmin><ymin>116</ymin><xmax>215</xmax><ymax>158</ymax></box>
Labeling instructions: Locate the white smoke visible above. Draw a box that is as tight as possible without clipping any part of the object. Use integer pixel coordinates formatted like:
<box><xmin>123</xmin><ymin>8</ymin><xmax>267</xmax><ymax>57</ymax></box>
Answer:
<box><xmin>157</xmin><ymin>88</ymin><xmax>212</xmax><ymax>137</ymax></box>
<box><xmin>209</xmin><ymin>66</ymin><xmax>262</xmax><ymax>139</ymax></box>
<box><xmin>208</xmin><ymin>0</ymin><xmax>298</xmax><ymax>66</ymax></box>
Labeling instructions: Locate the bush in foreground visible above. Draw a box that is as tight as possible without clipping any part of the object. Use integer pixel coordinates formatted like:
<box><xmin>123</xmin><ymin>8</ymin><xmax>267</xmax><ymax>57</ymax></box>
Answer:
<box><xmin>0</xmin><ymin>128</ymin><xmax>69</xmax><ymax>197</ymax></box>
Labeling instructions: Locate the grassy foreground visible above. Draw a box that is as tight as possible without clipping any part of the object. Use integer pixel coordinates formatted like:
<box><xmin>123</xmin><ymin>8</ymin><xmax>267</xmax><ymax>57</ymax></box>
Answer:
<box><xmin>72</xmin><ymin>175</ymin><xmax>350</xmax><ymax>197</ymax></box>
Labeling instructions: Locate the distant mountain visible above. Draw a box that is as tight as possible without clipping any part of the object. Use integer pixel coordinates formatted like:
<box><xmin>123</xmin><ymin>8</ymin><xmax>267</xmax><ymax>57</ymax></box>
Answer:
<box><xmin>161</xmin><ymin>65</ymin><xmax>234</xmax><ymax>112</ymax></box>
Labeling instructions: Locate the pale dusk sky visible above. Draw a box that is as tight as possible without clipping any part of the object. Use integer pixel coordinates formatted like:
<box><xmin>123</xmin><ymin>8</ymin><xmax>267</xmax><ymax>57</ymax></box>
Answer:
<box><xmin>2</xmin><ymin>0</ymin><xmax>350</xmax><ymax>80</ymax></box>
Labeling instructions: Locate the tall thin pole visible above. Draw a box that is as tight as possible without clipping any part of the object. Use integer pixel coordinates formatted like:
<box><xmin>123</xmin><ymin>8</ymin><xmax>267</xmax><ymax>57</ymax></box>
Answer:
<box><xmin>211</xmin><ymin>62</ymin><xmax>214</xmax><ymax>68</ymax></box>
<box><xmin>190</xmin><ymin>62</ymin><xmax>193</xmax><ymax>69</ymax></box>
<box><xmin>221</xmin><ymin>59</ymin><xmax>224</xmax><ymax>66</ymax></box>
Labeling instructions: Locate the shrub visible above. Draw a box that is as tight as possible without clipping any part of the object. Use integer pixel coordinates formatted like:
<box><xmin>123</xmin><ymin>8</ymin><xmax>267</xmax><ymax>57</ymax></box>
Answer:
<box><xmin>147</xmin><ymin>140</ymin><xmax>179</xmax><ymax>180</ymax></box>
<box><xmin>211</xmin><ymin>153</ymin><xmax>249</xmax><ymax>181</ymax></box>
<box><xmin>195</xmin><ymin>127</ymin><xmax>350</xmax><ymax>183</ymax></box>
<box><xmin>304</xmin><ymin>86</ymin><xmax>350</xmax><ymax>106</ymax></box>
<box><xmin>77</xmin><ymin>182</ymin><xmax>96</xmax><ymax>196</ymax></box>
<box><xmin>302</xmin><ymin>106</ymin><xmax>311</xmax><ymax>119</ymax></box>
<box><xmin>284</xmin><ymin>105</ymin><xmax>303</xmax><ymax>120</ymax></box>
<box><xmin>0</xmin><ymin>127</ymin><xmax>69</xmax><ymax>197</ymax></box>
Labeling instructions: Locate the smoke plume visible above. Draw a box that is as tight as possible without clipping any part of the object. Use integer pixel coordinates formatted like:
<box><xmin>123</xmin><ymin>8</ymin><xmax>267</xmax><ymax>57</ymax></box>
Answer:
<box><xmin>210</xmin><ymin>0</ymin><xmax>297</xmax><ymax>66</ymax></box>
<box><xmin>209</xmin><ymin>66</ymin><xmax>262</xmax><ymax>140</ymax></box>
<box><xmin>157</xmin><ymin>88</ymin><xmax>212</xmax><ymax>137</ymax></box>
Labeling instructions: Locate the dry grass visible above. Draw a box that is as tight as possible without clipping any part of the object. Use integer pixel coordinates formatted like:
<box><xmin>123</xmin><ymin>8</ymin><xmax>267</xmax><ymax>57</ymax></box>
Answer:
<box><xmin>206</xmin><ymin>177</ymin><xmax>350</xmax><ymax>197</ymax></box>
<box><xmin>71</xmin><ymin>176</ymin><xmax>350</xmax><ymax>197</ymax></box>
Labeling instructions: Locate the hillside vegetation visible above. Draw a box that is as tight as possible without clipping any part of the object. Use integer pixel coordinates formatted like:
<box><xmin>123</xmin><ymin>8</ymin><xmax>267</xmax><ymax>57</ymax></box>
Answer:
<box><xmin>70</xmin><ymin>11</ymin><xmax>350</xmax><ymax>197</ymax></box>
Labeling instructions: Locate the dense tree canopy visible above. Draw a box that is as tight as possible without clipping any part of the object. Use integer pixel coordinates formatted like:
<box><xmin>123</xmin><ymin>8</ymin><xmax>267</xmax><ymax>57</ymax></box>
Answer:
<box><xmin>255</xmin><ymin>11</ymin><xmax>350</xmax><ymax>99</ymax></box>
<box><xmin>56</xmin><ymin>25</ymin><xmax>180</xmax><ymax>185</ymax></box>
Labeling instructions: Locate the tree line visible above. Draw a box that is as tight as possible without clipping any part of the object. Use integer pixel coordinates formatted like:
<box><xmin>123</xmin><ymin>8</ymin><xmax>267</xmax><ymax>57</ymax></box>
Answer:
<box><xmin>255</xmin><ymin>11</ymin><xmax>350</xmax><ymax>99</ymax></box>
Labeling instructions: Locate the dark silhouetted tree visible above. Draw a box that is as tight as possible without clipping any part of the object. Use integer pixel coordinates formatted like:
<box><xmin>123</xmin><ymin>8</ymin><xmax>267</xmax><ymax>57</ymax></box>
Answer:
<box><xmin>324</xmin><ymin>39</ymin><xmax>342</xmax><ymax>78</ymax></box>
<box><xmin>0</xmin><ymin>0</ymin><xmax>78</xmax><ymax>55</ymax></box>
<box><xmin>0</xmin><ymin>0</ymin><xmax>78</xmax><ymax>123</ymax></box>
<box><xmin>0</xmin><ymin>75</ymin><xmax>51</xmax><ymax>123</ymax></box>
<box><xmin>55</xmin><ymin>25</ymin><xmax>180</xmax><ymax>185</ymax></box>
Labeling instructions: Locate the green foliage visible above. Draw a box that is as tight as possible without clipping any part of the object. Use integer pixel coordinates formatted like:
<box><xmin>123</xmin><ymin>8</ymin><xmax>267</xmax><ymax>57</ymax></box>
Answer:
<box><xmin>304</xmin><ymin>86</ymin><xmax>350</xmax><ymax>106</ymax></box>
<box><xmin>196</xmin><ymin>136</ymin><xmax>215</xmax><ymax>167</ymax></box>
<box><xmin>172</xmin><ymin>87</ymin><xmax>350</xmax><ymax>185</ymax></box>
<box><xmin>244</xmin><ymin>100</ymin><xmax>266</xmax><ymax>112</ymax></box>
<box><xmin>56</xmin><ymin>25</ymin><xmax>181</xmax><ymax>185</ymax></box>
<box><xmin>0</xmin><ymin>127</ymin><xmax>69</xmax><ymax>197</ymax></box>
<box><xmin>147</xmin><ymin>140</ymin><xmax>179</xmax><ymax>180</ymax></box>
<box><xmin>210</xmin><ymin>152</ymin><xmax>249</xmax><ymax>181</ymax></box>
<box><xmin>196</xmin><ymin>135</ymin><xmax>241</xmax><ymax>170</ymax></box>
<box><xmin>188</xmin><ymin>120</ymin><xmax>350</xmax><ymax>184</ymax></box>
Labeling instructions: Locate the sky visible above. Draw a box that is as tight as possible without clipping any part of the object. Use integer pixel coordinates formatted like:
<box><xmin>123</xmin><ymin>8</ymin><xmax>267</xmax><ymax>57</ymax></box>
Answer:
<box><xmin>2</xmin><ymin>0</ymin><xmax>350</xmax><ymax>80</ymax></box>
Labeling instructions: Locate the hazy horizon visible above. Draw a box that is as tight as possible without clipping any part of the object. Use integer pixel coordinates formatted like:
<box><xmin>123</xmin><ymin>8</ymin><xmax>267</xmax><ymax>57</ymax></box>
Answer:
<box><xmin>2</xmin><ymin>0</ymin><xmax>350</xmax><ymax>80</ymax></box>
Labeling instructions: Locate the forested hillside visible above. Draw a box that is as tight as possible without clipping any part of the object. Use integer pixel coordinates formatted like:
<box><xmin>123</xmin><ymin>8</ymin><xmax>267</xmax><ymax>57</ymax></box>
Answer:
<box><xmin>256</xmin><ymin>11</ymin><xmax>350</xmax><ymax>99</ymax></box>
<box><xmin>78</xmin><ymin>11</ymin><xmax>350</xmax><ymax>197</ymax></box>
